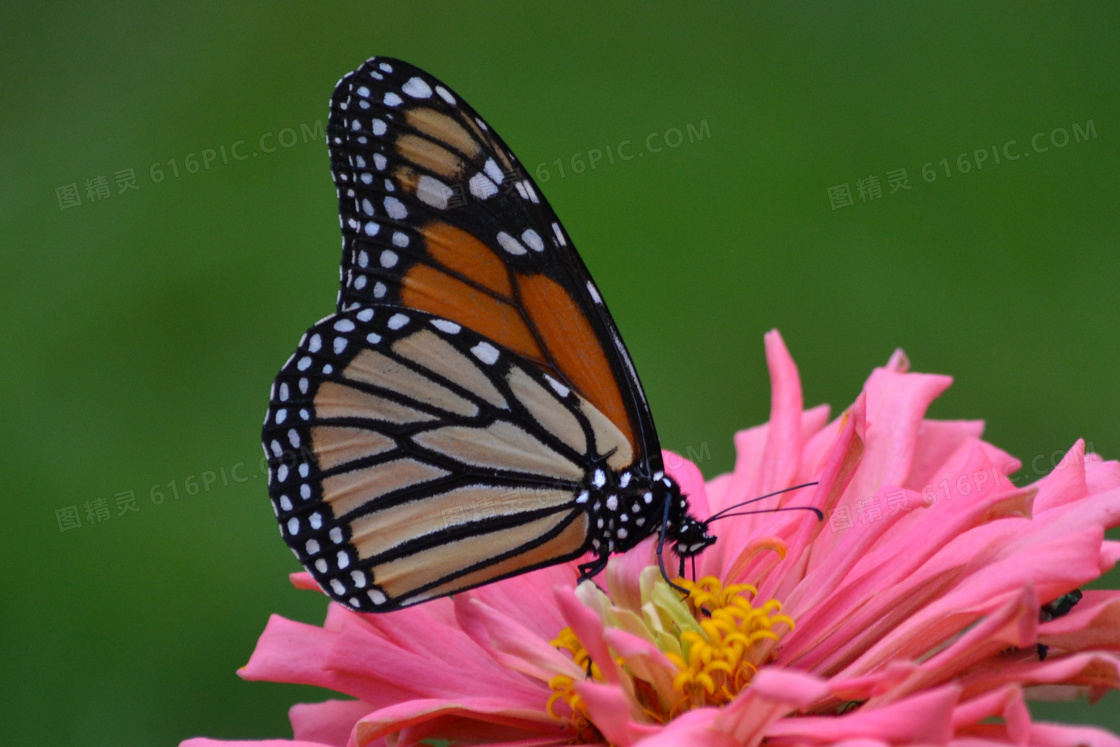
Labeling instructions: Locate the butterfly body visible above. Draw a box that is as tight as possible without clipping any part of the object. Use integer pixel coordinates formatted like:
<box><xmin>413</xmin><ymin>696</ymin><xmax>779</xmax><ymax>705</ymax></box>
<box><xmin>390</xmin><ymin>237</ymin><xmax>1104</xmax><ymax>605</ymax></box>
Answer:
<box><xmin>262</xmin><ymin>58</ymin><xmax>713</xmax><ymax>611</ymax></box>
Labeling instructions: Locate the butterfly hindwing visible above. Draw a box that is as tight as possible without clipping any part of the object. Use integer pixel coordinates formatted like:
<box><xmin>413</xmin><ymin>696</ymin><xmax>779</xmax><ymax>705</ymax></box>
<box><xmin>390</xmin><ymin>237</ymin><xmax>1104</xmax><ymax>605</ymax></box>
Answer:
<box><xmin>327</xmin><ymin>57</ymin><xmax>661</xmax><ymax>472</ymax></box>
<box><xmin>262</xmin><ymin>304</ymin><xmax>638</xmax><ymax>610</ymax></box>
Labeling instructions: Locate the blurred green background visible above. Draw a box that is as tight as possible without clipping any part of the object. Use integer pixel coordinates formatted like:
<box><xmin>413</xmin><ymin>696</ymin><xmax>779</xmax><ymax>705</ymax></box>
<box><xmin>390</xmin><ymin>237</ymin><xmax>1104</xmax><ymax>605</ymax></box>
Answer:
<box><xmin>2</xmin><ymin>3</ymin><xmax>1118</xmax><ymax>745</ymax></box>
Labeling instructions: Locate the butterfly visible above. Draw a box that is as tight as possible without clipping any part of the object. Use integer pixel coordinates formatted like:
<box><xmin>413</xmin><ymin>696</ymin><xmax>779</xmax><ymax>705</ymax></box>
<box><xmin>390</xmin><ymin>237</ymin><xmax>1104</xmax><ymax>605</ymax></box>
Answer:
<box><xmin>261</xmin><ymin>57</ymin><xmax>715</xmax><ymax>612</ymax></box>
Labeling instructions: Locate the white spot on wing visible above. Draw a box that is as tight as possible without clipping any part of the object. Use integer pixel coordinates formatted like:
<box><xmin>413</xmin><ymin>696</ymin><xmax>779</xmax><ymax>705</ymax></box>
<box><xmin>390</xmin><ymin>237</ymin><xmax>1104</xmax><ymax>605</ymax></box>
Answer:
<box><xmin>387</xmin><ymin>313</ymin><xmax>409</xmax><ymax>330</ymax></box>
<box><xmin>471</xmin><ymin>342</ymin><xmax>499</xmax><ymax>365</ymax></box>
<box><xmin>496</xmin><ymin>231</ymin><xmax>526</xmax><ymax>255</ymax></box>
<box><xmin>435</xmin><ymin>86</ymin><xmax>455</xmax><ymax>104</ymax></box>
<box><xmin>521</xmin><ymin>229</ymin><xmax>544</xmax><ymax>252</ymax></box>
<box><xmin>586</xmin><ymin>281</ymin><xmax>602</xmax><ymax>304</ymax></box>
<box><xmin>384</xmin><ymin>92</ymin><xmax>403</xmax><ymax>107</ymax></box>
<box><xmin>469</xmin><ymin>173</ymin><xmax>497</xmax><ymax>200</ymax></box>
<box><xmin>484</xmin><ymin>158</ymin><xmax>503</xmax><ymax>184</ymax></box>
<box><xmin>545</xmin><ymin>375</ymin><xmax>569</xmax><ymax>397</ymax></box>
<box><xmin>431</xmin><ymin>319</ymin><xmax>461</xmax><ymax>334</ymax></box>
<box><xmin>384</xmin><ymin>196</ymin><xmax>407</xmax><ymax>220</ymax></box>
<box><xmin>402</xmin><ymin>77</ymin><xmax>433</xmax><ymax>98</ymax></box>
<box><xmin>416</xmin><ymin>175</ymin><xmax>453</xmax><ymax>210</ymax></box>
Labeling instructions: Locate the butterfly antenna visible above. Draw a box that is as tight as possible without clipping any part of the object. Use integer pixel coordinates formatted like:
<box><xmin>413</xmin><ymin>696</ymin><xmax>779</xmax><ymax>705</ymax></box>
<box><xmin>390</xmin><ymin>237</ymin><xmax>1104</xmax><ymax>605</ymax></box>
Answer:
<box><xmin>703</xmin><ymin>481</ymin><xmax>821</xmax><ymax>525</ymax></box>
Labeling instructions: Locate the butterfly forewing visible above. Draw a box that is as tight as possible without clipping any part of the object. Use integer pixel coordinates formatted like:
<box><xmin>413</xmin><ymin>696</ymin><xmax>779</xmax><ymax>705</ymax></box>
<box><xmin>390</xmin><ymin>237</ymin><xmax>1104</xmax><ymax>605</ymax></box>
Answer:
<box><xmin>262</xmin><ymin>305</ymin><xmax>641</xmax><ymax>610</ymax></box>
<box><xmin>327</xmin><ymin>58</ymin><xmax>661</xmax><ymax>470</ymax></box>
<box><xmin>261</xmin><ymin>57</ymin><xmax>713</xmax><ymax>612</ymax></box>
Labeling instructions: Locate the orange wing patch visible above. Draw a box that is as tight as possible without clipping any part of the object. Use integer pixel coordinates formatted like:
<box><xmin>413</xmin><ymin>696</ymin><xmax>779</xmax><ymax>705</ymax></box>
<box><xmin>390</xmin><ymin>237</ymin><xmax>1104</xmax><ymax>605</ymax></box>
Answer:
<box><xmin>402</xmin><ymin>221</ymin><xmax>635</xmax><ymax>452</ymax></box>
<box><xmin>517</xmin><ymin>272</ymin><xmax>634</xmax><ymax>449</ymax></box>
<box><xmin>400</xmin><ymin>264</ymin><xmax>544</xmax><ymax>365</ymax></box>
<box><xmin>420</xmin><ymin>222</ymin><xmax>513</xmax><ymax>298</ymax></box>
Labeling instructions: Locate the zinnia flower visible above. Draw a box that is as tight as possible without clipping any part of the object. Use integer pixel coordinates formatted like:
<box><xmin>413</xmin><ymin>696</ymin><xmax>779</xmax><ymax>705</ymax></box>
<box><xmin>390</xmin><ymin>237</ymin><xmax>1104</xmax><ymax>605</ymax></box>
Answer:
<box><xmin>183</xmin><ymin>331</ymin><xmax>1120</xmax><ymax>747</ymax></box>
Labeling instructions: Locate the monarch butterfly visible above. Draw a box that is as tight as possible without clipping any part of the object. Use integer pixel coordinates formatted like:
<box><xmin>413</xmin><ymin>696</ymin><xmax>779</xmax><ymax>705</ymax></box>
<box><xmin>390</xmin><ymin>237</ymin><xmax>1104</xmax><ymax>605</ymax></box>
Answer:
<box><xmin>261</xmin><ymin>57</ymin><xmax>716</xmax><ymax>612</ymax></box>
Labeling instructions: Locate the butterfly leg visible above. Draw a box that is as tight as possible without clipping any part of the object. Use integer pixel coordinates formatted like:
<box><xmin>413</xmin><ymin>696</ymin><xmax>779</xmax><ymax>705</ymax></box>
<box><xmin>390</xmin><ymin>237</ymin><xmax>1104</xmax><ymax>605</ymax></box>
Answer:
<box><xmin>577</xmin><ymin>555</ymin><xmax>609</xmax><ymax>582</ymax></box>
<box><xmin>656</xmin><ymin>497</ymin><xmax>691</xmax><ymax>598</ymax></box>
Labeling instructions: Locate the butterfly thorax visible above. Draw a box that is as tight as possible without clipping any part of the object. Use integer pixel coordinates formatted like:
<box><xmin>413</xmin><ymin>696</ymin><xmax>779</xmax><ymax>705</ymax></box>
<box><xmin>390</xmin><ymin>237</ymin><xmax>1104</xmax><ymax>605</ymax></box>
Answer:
<box><xmin>579</xmin><ymin>467</ymin><xmax>715</xmax><ymax>559</ymax></box>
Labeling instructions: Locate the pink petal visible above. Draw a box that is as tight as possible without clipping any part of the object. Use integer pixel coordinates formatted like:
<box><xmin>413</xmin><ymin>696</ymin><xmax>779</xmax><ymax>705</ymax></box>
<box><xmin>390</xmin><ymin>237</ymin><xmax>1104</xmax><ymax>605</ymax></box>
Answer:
<box><xmin>750</xmin><ymin>330</ymin><xmax>806</xmax><ymax>500</ymax></box>
<box><xmin>824</xmin><ymin>528</ymin><xmax>1103</xmax><ymax>679</ymax></box>
<box><xmin>467</xmin><ymin>562</ymin><xmax>580</xmax><ymax>640</ymax></box>
<box><xmin>1033</xmin><ymin>440</ymin><xmax>1093</xmax><ymax>512</ymax></box>
<box><xmin>745</xmin><ymin>395</ymin><xmax>864</xmax><ymax>601</ymax></box>
<box><xmin>606</xmin><ymin>536</ymin><xmax>659</xmax><ymax>614</ymax></box>
<box><xmin>1040</xmin><ymin>590</ymin><xmax>1120</xmax><ymax>652</ymax></box>
<box><xmin>180</xmin><ymin>740</ymin><xmax>336</xmax><ymax>747</ymax></box>
<box><xmin>555</xmin><ymin>587</ymin><xmax>622</xmax><ymax>686</ymax></box>
<box><xmin>575</xmin><ymin>680</ymin><xmax>652</xmax><ymax>746</ymax></box>
<box><xmin>781</xmin><ymin>479</ymin><xmax>1036</xmax><ymax>670</ymax></box>
<box><xmin>950</xmin><ymin>685</ymin><xmax>1030</xmax><ymax>738</ymax></box>
<box><xmin>723</xmin><ymin>331</ymin><xmax>805</xmax><ymax>507</ymax></box>
<box><xmin>861</xmin><ymin>585</ymin><xmax>1041</xmax><ymax>705</ymax></box>
<box><xmin>289</xmin><ymin>700</ymin><xmax>374</xmax><ymax>747</ymax></box>
<box><xmin>765</xmin><ymin>683</ymin><xmax>960</xmax><ymax>744</ymax></box>
<box><xmin>638</xmin><ymin>708</ymin><xmax>739</xmax><ymax>747</ymax></box>
<box><xmin>454</xmin><ymin>595</ymin><xmax>583</xmax><ymax>683</ymax></box>
<box><xmin>602</xmin><ymin>627</ymin><xmax>678</xmax><ymax>704</ymax></box>
<box><xmin>1085</xmin><ymin>454</ymin><xmax>1120</xmax><ymax>496</ymax></box>
<box><xmin>353</xmin><ymin>697</ymin><xmax>559</xmax><ymax>746</ymax></box>
<box><xmin>291</xmin><ymin>572</ymin><xmax>323</xmax><ymax>593</ymax></box>
<box><xmin>842</xmin><ymin>367</ymin><xmax>954</xmax><ymax>516</ymax></box>
<box><xmin>323</xmin><ymin>614</ymin><xmax>544</xmax><ymax>707</ymax></box>
<box><xmin>963</xmin><ymin>650</ymin><xmax>1120</xmax><ymax>696</ymax></box>
<box><xmin>1029</xmin><ymin>721</ymin><xmax>1120</xmax><ymax>747</ymax></box>
<box><xmin>904</xmin><ymin>419</ymin><xmax>987</xmax><ymax>490</ymax></box>
<box><xmin>238</xmin><ymin>615</ymin><xmax>409</xmax><ymax>709</ymax></box>
<box><xmin>713</xmin><ymin>667</ymin><xmax>831</xmax><ymax>745</ymax></box>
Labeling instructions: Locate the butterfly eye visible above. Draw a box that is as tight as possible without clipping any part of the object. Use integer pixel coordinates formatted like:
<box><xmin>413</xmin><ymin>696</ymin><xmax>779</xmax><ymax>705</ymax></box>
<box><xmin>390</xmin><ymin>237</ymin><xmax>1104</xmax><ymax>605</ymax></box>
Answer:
<box><xmin>262</xmin><ymin>57</ymin><xmax>711</xmax><ymax>611</ymax></box>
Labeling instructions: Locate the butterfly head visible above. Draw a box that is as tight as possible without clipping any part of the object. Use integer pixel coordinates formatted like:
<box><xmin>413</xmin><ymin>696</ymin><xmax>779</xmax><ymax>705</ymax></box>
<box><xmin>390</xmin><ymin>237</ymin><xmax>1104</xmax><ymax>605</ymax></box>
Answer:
<box><xmin>581</xmin><ymin>466</ymin><xmax>716</xmax><ymax>560</ymax></box>
<box><xmin>665</xmin><ymin>482</ymin><xmax>717</xmax><ymax>559</ymax></box>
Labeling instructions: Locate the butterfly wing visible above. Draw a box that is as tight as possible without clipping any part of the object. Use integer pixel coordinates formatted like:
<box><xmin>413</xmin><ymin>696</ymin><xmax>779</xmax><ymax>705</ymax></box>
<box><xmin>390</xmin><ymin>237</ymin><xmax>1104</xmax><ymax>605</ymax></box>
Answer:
<box><xmin>327</xmin><ymin>57</ymin><xmax>663</xmax><ymax>474</ymax></box>
<box><xmin>262</xmin><ymin>305</ymin><xmax>636</xmax><ymax>610</ymax></box>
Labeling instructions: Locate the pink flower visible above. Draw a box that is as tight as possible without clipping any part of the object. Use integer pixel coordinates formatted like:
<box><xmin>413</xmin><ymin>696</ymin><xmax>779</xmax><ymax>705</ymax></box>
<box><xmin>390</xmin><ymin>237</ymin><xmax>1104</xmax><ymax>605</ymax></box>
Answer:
<box><xmin>182</xmin><ymin>332</ymin><xmax>1120</xmax><ymax>747</ymax></box>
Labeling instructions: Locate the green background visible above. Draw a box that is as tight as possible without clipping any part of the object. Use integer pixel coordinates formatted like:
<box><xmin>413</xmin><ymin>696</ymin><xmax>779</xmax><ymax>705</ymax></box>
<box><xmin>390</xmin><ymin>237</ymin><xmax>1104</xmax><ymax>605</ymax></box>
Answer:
<box><xmin>2</xmin><ymin>3</ymin><xmax>1118</xmax><ymax>745</ymax></box>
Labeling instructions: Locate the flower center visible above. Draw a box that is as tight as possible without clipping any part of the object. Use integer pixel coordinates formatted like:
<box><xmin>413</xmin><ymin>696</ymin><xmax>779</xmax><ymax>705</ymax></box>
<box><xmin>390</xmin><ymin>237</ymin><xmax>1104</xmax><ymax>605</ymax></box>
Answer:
<box><xmin>547</xmin><ymin>628</ymin><xmax>609</xmax><ymax>743</ymax></box>
<box><xmin>667</xmin><ymin>577</ymin><xmax>793</xmax><ymax>711</ymax></box>
<box><xmin>546</xmin><ymin>574</ymin><xmax>794</xmax><ymax>734</ymax></box>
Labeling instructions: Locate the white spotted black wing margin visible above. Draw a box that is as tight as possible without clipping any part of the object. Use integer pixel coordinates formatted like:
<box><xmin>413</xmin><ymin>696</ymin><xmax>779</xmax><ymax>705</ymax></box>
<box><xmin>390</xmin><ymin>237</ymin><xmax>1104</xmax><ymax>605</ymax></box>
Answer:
<box><xmin>328</xmin><ymin>56</ymin><xmax>573</xmax><ymax>311</ymax></box>
<box><xmin>326</xmin><ymin>57</ymin><xmax>664</xmax><ymax>475</ymax></box>
<box><xmin>261</xmin><ymin>304</ymin><xmax>633</xmax><ymax>611</ymax></box>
